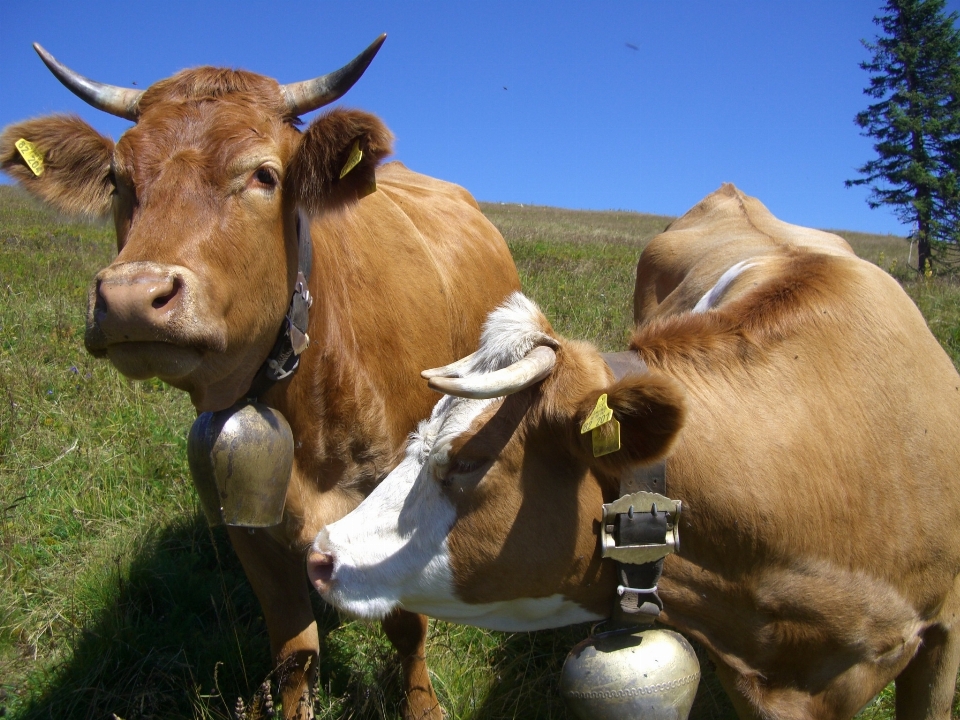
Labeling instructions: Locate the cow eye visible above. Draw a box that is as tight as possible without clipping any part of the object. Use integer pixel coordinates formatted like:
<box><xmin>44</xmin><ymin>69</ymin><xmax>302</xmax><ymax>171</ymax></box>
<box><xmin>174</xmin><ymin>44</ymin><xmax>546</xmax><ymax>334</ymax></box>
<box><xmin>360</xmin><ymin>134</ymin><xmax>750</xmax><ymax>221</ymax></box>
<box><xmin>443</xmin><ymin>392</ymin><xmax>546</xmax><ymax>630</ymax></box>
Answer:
<box><xmin>439</xmin><ymin>457</ymin><xmax>487</xmax><ymax>489</ymax></box>
<box><xmin>450</xmin><ymin>458</ymin><xmax>486</xmax><ymax>476</ymax></box>
<box><xmin>252</xmin><ymin>166</ymin><xmax>278</xmax><ymax>189</ymax></box>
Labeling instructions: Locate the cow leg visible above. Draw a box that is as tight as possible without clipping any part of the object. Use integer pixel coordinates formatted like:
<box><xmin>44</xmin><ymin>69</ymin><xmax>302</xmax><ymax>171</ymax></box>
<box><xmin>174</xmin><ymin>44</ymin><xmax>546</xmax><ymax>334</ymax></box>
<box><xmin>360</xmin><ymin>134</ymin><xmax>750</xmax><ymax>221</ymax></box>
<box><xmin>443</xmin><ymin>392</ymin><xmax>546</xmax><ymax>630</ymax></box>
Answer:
<box><xmin>708</xmin><ymin>656</ymin><xmax>764</xmax><ymax>720</ymax></box>
<box><xmin>227</xmin><ymin>527</ymin><xmax>319</xmax><ymax>720</ymax></box>
<box><xmin>381</xmin><ymin>609</ymin><xmax>442</xmax><ymax>720</ymax></box>
<box><xmin>894</xmin><ymin>622</ymin><xmax>960</xmax><ymax>720</ymax></box>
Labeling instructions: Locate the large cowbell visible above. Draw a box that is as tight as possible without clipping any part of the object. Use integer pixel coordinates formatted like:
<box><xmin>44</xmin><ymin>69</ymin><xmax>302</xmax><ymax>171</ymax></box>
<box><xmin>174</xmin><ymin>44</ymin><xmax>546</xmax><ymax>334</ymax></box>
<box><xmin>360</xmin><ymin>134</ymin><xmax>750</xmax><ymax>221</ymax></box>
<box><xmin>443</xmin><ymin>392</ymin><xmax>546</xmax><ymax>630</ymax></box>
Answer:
<box><xmin>560</xmin><ymin>628</ymin><xmax>700</xmax><ymax>720</ymax></box>
<box><xmin>187</xmin><ymin>401</ymin><xmax>294</xmax><ymax>527</ymax></box>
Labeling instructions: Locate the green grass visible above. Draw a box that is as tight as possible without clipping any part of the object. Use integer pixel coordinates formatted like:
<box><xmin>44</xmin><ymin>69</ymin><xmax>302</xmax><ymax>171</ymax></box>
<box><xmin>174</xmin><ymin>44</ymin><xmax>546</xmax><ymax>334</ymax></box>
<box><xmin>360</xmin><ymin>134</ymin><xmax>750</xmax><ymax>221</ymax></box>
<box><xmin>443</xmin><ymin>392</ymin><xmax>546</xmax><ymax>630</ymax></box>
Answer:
<box><xmin>2</xmin><ymin>186</ymin><xmax>959</xmax><ymax>719</ymax></box>
<box><xmin>906</xmin><ymin>277</ymin><xmax>960</xmax><ymax>367</ymax></box>
<box><xmin>481</xmin><ymin>203</ymin><xmax>673</xmax><ymax>351</ymax></box>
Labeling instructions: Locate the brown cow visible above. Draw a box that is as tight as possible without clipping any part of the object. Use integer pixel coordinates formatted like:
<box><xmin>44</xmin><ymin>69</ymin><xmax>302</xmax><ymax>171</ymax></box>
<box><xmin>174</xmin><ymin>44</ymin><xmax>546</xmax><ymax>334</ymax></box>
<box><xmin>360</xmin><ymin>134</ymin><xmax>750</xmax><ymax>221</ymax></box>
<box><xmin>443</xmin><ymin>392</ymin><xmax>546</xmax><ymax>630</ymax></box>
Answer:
<box><xmin>0</xmin><ymin>39</ymin><xmax>519</xmax><ymax>719</ymax></box>
<box><xmin>309</xmin><ymin>185</ymin><xmax>960</xmax><ymax>719</ymax></box>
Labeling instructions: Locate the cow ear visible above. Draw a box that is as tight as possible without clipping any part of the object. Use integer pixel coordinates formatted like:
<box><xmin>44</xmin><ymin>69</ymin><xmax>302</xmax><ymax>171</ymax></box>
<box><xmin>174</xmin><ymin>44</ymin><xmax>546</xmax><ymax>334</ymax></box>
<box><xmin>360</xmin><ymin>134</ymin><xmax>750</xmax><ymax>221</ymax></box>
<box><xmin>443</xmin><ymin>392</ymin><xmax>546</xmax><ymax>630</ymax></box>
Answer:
<box><xmin>573</xmin><ymin>372</ymin><xmax>687</xmax><ymax>476</ymax></box>
<box><xmin>0</xmin><ymin>115</ymin><xmax>114</xmax><ymax>217</ymax></box>
<box><xmin>286</xmin><ymin>108</ymin><xmax>393</xmax><ymax>214</ymax></box>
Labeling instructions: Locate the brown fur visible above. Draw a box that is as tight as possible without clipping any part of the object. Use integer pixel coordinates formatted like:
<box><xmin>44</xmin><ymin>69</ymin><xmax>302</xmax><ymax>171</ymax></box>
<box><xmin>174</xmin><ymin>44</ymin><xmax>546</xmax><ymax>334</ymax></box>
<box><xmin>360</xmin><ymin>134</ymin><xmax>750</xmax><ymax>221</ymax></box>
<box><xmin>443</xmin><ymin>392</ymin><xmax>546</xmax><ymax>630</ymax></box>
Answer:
<box><xmin>0</xmin><ymin>115</ymin><xmax>114</xmax><ymax>216</ymax></box>
<box><xmin>443</xmin><ymin>337</ymin><xmax>684</xmax><ymax>611</ymax></box>
<box><xmin>630</xmin><ymin>250</ymin><xmax>860</xmax><ymax>375</ymax></box>
<box><xmin>287</xmin><ymin>108</ymin><xmax>394</xmax><ymax>214</ymax></box>
<box><xmin>573</xmin><ymin>373</ymin><xmax>687</xmax><ymax>477</ymax></box>
<box><xmin>2</xmin><ymin>59</ymin><xmax>521</xmax><ymax>720</ymax></box>
<box><xmin>432</xmin><ymin>186</ymin><xmax>960</xmax><ymax>719</ymax></box>
<box><xmin>136</xmin><ymin>66</ymin><xmax>288</xmax><ymax>117</ymax></box>
<box><xmin>633</xmin><ymin>183</ymin><xmax>855</xmax><ymax>325</ymax></box>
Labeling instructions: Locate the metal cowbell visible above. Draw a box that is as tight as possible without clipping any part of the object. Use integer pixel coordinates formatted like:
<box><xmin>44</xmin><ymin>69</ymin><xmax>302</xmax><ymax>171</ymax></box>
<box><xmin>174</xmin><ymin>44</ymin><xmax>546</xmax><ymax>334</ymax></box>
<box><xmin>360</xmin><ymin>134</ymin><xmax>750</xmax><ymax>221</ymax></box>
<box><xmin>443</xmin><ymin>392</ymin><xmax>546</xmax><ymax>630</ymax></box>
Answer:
<box><xmin>187</xmin><ymin>401</ymin><xmax>294</xmax><ymax>527</ymax></box>
<box><xmin>560</xmin><ymin>628</ymin><xmax>700</xmax><ymax>720</ymax></box>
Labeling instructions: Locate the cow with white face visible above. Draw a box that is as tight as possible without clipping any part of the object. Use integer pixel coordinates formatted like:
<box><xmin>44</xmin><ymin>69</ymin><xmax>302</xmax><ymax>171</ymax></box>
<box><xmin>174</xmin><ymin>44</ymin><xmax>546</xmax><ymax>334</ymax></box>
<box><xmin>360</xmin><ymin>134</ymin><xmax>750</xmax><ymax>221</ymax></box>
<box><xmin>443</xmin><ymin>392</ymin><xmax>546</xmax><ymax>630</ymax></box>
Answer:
<box><xmin>310</xmin><ymin>297</ymin><xmax>643</xmax><ymax>631</ymax></box>
<box><xmin>310</xmin><ymin>185</ymin><xmax>960</xmax><ymax>720</ymax></box>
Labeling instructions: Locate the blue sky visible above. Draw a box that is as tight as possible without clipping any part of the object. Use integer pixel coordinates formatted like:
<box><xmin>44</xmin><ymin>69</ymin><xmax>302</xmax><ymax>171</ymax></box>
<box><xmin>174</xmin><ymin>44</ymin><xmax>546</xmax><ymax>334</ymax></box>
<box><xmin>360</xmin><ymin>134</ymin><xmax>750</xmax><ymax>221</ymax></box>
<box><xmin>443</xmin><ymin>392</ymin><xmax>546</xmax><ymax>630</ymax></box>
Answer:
<box><xmin>3</xmin><ymin>1</ymin><xmax>959</xmax><ymax>235</ymax></box>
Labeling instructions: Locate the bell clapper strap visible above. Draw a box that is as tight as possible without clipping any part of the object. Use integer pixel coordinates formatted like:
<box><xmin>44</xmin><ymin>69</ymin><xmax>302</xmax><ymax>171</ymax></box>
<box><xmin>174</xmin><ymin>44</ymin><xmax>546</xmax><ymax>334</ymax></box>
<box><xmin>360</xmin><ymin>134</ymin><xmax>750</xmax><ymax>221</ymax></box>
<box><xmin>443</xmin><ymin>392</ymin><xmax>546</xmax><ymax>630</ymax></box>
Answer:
<box><xmin>602</xmin><ymin>477</ymin><xmax>680</xmax><ymax>626</ymax></box>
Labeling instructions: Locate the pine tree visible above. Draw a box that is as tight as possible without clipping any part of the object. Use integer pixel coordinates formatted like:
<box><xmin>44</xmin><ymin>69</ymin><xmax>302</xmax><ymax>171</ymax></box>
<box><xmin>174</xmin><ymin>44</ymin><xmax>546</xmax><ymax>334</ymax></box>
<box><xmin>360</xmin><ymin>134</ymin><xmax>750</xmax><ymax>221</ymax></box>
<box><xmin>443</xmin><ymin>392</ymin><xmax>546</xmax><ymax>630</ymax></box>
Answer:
<box><xmin>847</xmin><ymin>0</ymin><xmax>960</xmax><ymax>273</ymax></box>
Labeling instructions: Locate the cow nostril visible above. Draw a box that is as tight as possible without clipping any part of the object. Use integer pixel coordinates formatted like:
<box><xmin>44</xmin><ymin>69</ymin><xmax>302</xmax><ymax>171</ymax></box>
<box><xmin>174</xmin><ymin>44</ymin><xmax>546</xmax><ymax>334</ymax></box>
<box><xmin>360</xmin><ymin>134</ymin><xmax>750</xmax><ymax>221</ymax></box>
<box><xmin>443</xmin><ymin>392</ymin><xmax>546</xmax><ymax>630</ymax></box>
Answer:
<box><xmin>307</xmin><ymin>550</ymin><xmax>336</xmax><ymax>589</ymax></box>
<box><xmin>151</xmin><ymin>277</ymin><xmax>181</xmax><ymax>310</ymax></box>
<box><xmin>95</xmin><ymin>280</ymin><xmax>108</xmax><ymax>313</ymax></box>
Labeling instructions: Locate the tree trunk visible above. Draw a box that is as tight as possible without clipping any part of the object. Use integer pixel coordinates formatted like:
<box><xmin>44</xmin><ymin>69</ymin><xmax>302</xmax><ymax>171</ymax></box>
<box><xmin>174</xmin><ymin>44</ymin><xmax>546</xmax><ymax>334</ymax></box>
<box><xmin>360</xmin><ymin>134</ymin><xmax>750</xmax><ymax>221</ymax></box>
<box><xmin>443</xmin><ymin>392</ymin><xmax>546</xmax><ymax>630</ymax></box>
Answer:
<box><xmin>917</xmin><ymin>224</ymin><xmax>932</xmax><ymax>275</ymax></box>
<box><xmin>916</xmin><ymin>186</ymin><xmax>932</xmax><ymax>275</ymax></box>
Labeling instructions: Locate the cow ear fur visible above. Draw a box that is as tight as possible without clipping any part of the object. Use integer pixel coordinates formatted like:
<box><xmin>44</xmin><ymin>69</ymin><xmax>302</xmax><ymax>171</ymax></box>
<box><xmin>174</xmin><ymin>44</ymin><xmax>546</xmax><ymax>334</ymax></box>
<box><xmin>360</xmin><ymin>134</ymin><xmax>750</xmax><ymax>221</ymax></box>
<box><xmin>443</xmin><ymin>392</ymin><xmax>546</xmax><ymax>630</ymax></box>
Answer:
<box><xmin>0</xmin><ymin>115</ymin><xmax>115</xmax><ymax>217</ymax></box>
<box><xmin>572</xmin><ymin>373</ymin><xmax>687</xmax><ymax>477</ymax></box>
<box><xmin>286</xmin><ymin>108</ymin><xmax>393</xmax><ymax>215</ymax></box>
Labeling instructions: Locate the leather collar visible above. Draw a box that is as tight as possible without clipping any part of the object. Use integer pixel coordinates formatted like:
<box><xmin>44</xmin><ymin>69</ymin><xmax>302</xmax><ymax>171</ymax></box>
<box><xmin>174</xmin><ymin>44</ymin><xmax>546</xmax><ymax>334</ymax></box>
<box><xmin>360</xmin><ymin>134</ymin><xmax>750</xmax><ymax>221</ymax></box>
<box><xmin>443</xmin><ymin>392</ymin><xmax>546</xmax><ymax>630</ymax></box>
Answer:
<box><xmin>246</xmin><ymin>209</ymin><xmax>314</xmax><ymax>400</ymax></box>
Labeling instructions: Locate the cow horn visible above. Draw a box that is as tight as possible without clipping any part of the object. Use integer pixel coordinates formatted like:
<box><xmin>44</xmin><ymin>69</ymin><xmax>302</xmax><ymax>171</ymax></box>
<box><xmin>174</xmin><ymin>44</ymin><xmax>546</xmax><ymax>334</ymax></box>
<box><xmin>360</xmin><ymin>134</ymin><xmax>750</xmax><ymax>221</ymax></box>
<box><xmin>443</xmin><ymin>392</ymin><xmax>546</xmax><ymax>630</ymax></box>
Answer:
<box><xmin>421</xmin><ymin>351</ymin><xmax>479</xmax><ymax>379</ymax></box>
<box><xmin>427</xmin><ymin>345</ymin><xmax>557</xmax><ymax>400</ymax></box>
<box><xmin>34</xmin><ymin>44</ymin><xmax>142</xmax><ymax>121</ymax></box>
<box><xmin>281</xmin><ymin>34</ymin><xmax>386</xmax><ymax>116</ymax></box>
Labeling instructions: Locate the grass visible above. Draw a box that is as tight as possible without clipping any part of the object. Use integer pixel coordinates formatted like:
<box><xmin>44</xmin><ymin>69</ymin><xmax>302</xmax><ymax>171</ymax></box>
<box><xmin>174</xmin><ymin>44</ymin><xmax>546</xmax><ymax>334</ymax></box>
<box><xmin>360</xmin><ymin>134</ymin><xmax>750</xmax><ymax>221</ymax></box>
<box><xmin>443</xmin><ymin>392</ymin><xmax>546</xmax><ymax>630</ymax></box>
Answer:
<box><xmin>1</xmin><ymin>186</ymin><xmax>959</xmax><ymax>719</ymax></box>
<box><xmin>481</xmin><ymin>203</ymin><xmax>673</xmax><ymax>351</ymax></box>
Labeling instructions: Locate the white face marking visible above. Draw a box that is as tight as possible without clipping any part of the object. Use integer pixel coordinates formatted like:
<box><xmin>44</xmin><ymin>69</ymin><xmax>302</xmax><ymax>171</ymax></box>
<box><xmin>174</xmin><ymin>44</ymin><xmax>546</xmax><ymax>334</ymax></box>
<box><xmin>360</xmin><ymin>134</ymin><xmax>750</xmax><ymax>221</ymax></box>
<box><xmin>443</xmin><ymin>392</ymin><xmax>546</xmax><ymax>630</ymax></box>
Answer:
<box><xmin>693</xmin><ymin>260</ymin><xmax>757</xmax><ymax>313</ymax></box>
<box><xmin>311</xmin><ymin>292</ymin><xmax>604</xmax><ymax>630</ymax></box>
<box><xmin>312</xmin><ymin>393</ymin><xmax>491</xmax><ymax>621</ymax></box>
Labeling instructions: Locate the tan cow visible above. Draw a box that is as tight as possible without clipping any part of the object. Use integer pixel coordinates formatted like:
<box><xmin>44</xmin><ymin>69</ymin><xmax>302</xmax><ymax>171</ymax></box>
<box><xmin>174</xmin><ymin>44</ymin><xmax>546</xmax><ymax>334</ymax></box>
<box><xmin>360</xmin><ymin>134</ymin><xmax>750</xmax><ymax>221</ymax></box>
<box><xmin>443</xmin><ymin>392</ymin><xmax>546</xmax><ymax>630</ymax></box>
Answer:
<box><xmin>0</xmin><ymin>39</ymin><xmax>519</xmax><ymax>720</ymax></box>
<box><xmin>309</xmin><ymin>185</ymin><xmax>960</xmax><ymax>719</ymax></box>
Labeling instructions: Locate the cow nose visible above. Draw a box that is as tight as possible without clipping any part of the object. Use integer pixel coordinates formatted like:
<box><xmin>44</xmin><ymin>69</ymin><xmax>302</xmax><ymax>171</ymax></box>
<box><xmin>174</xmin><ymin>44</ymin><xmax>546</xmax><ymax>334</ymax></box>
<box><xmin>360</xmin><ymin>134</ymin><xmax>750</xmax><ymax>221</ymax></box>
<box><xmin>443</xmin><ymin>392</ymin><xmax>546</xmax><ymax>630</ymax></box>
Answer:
<box><xmin>307</xmin><ymin>549</ymin><xmax>336</xmax><ymax>592</ymax></box>
<box><xmin>97</xmin><ymin>273</ymin><xmax>180</xmax><ymax>318</ymax></box>
<box><xmin>93</xmin><ymin>270</ymin><xmax>183</xmax><ymax>340</ymax></box>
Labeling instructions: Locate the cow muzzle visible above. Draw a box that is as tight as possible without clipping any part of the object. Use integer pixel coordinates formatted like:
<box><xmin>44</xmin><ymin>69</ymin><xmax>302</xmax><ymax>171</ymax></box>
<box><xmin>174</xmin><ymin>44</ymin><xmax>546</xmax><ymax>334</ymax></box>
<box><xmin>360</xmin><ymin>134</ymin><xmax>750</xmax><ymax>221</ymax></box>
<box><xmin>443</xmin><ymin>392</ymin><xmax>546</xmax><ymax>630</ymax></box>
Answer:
<box><xmin>304</xmin><ymin>529</ymin><xmax>405</xmax><ymax>621</ymax></box>
<box><xmin>85</xmin><ymin>262</ymin><xmax>227</xmax><ymax>378</ymax></box>
<box><xmin>306</xmin><ymin>547</ymin><xmax>335</xmax><ymax>593</ymax></box>
<box><xmin>187</xmin><ymin>400</ymin><xmax>294</xmax><ymax>527</ymax></box>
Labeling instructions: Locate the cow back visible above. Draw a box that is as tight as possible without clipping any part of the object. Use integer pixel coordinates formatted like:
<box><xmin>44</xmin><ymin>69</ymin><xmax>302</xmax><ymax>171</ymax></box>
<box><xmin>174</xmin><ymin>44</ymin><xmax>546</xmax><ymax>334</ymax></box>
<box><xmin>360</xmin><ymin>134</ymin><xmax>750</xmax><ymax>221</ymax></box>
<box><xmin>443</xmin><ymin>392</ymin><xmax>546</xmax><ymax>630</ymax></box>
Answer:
<box><xmin>627</xmin><ymin>200</ymin><xmax>960</xmax><ymax>683</ymax></box>
<box><xmin>634</xmin><ymin>183</ymin><xmax>855</xmax><ymax>324</ymax></box>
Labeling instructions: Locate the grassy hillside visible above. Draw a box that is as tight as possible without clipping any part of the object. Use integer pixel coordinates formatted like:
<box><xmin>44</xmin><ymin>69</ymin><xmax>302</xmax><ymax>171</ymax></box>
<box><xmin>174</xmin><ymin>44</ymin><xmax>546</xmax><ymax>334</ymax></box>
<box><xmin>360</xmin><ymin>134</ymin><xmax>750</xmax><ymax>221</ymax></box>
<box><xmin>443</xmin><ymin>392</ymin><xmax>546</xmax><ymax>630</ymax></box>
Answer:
<box><xmin>1</xmin><ymin>186</ymin><xmax>957</xmax><ymax>719</ymax></box>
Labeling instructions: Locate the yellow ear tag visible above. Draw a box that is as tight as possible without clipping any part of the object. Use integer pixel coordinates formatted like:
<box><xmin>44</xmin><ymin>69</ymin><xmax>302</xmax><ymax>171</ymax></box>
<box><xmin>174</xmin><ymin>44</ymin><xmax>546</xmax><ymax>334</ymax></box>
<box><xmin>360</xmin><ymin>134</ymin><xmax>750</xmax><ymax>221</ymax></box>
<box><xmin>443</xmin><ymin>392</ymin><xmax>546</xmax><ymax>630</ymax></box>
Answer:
<box><xmin>339</xmin><ymin>139</ymin><xmax>363</xmax><ymax>179</ymax></box>
<box><xmin>592</xmin><ymin>417</ymin><xmax>621</xmax><ymax>457</ymax></box>
<box><xmin>15</xmin><ymin>139</ymin><xmax>44</xmax><ymax>176</ymax></box>
<box><xmin>581</xmin><ymin>394</ymin><xmax>620</xmax><ymax>457</ymax></box>
<box><xmin>581</xmin><ymin>394</ymin><xmax>614</xmax><ymax>434</ymax></box>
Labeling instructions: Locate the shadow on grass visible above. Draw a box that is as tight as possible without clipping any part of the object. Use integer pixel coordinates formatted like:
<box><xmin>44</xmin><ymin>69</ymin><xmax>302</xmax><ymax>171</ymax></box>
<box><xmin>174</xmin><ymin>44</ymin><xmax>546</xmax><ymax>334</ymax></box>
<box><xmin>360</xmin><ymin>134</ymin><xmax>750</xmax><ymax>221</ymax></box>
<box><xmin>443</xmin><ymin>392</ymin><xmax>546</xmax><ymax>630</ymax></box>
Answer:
<box><xmin>11</xmin><ymin>509</ymin><xmax>737</xmax><ymax>720</ymax></box>
<box><xmin>15</xmin><ymin>513</ymin><xmax>258</xmax><ymax>719</ymax></box>
<box><xmin>13</xmin><ymin>513</ymin><xmax>334</xmax><ymax>720</ymax></box>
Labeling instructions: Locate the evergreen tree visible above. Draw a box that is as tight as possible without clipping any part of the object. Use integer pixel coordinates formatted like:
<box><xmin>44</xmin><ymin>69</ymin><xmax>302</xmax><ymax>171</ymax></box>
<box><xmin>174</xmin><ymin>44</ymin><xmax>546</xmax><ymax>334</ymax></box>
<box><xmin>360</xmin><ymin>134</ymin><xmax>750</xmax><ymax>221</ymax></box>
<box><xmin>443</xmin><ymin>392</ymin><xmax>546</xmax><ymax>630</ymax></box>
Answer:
<box><xmin>847</xmin><ymin>0</ymin><xmax>960</xmax><ymax>273</ymax></box>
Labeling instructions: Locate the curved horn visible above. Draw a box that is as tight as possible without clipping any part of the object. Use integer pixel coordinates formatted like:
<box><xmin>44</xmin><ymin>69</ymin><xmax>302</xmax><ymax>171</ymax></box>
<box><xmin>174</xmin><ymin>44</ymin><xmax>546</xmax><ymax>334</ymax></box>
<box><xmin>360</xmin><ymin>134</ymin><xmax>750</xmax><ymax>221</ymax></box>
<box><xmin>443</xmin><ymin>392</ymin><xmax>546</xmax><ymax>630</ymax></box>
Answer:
<box><xmin>421</xmin><ymin>351</ymin><xmax>479</xmax><ymax>379</ymax></box>
<box><xmin>427</xmin><ymin>345</ymin><xmax>557</xmax><ymax>400</ymax></box>
<box><xmin>281</xmin><ymin>34</ymin><xmax>386</xmax><ymax>116</ymax></box>
<box><xmin>34</xmin><ymin>44</ymin><xmax>142</xmax><ymax>121</ymax></box>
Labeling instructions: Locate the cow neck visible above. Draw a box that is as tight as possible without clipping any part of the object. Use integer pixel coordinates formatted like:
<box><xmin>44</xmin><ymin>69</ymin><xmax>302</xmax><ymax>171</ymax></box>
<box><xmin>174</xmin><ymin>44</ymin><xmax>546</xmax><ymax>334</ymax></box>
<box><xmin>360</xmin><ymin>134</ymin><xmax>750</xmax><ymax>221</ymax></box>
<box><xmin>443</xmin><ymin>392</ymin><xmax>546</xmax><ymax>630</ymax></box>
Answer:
<box><xmin>246</xmin><ymin>209</ymin><xmax>314</xmax><ymax>401</ymax></box>
<box><xmin>599</xmin><ymin>351</ymin><xmax>672</xmax><ymax>628</ymax></box>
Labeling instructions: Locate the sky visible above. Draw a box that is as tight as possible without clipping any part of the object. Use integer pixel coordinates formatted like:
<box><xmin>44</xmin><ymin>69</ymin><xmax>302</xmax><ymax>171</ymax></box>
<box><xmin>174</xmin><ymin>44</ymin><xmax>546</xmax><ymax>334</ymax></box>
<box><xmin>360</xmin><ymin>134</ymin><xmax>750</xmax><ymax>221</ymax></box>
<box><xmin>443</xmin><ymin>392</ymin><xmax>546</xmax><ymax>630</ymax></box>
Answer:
<box><xmin>3</xmin><ymin>0</ymin><xmax>960</xmax><ymax>236</ymax></box>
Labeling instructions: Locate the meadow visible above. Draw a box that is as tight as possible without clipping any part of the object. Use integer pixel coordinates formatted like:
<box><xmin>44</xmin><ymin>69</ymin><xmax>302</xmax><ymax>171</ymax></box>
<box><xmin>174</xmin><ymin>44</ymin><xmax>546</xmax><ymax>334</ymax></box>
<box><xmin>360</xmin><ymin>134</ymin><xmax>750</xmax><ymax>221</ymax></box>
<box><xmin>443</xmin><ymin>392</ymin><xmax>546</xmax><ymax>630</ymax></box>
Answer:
<box><xmin>1</xmin><ymin>185</ymin><xmax>958</xmax><ymax>719</ymax></box>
